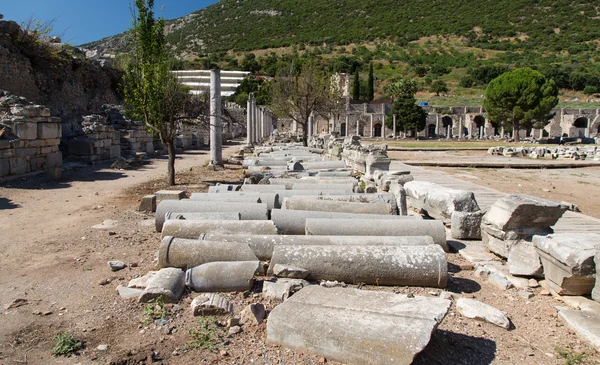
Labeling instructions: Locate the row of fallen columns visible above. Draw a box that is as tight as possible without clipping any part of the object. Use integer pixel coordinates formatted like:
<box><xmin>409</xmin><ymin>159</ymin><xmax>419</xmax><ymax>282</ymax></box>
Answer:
<box><xmin>246</xmin><ymin>92</ymin><xmax>274</xmax><ymax>145</ymax></box>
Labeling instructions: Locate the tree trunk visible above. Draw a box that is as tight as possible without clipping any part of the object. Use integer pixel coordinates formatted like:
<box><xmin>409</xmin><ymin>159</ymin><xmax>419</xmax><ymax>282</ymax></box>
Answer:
<box><xmin>302</xmin><ymin>121</ymin><xmax>308</xmax><ymax>147</ymax></box>
<box><xmin>513</xmin><ymin>119</ymin><xmax>520</xmax><ymax>143</ymax></box>
<box><xmin>167</xmin><ymin>140</ymin><xmax>176</xmax><ymax>186</ymax></box>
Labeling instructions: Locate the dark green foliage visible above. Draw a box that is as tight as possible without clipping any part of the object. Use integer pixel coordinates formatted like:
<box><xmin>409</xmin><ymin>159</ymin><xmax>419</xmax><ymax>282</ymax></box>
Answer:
<box><xmin>483</xmin><ymin>67</ymin><xmax>558</xmax><ymax>142</ymax></box>
<box><xmin>228</xmin><ymin>75</ymin><xmax>271</xmax><ymax>107</ymax></box>
<box><xmin>468</xmin><ymin>65</ymin><xmax>511</xmax><ymax>85</ymax></box>
<box><xmin>387</xmin><ymin>79</ymin><xmax>427</xmax><ymax>135</ymax></box>
<box><xmin>430</xmin><ymin>80</ymin><xmax>449</xmax><ymax>96</ymax></box>
<box><xmin>367</xmin><ymin>63</ymin><xmax>374</xmax><ymax>101</ymax></box>
<box><xmin>459</xmin><ymin>75</ymin><xmax>477</xmax><ymax>88</ymax></box>
<box><xmin>51</xmin><ymin>332</ymin><xmax>83</xmax><ymax>357</ymax></box>
<box><xmin>583</xmin><ymin>85</ymin><xmax>598</xmax><ymax>95</ymax></box>
<box><xmin>352</xmin><ymin>69</ymin><xmax>360</xmax><ymax>101</ymax></box>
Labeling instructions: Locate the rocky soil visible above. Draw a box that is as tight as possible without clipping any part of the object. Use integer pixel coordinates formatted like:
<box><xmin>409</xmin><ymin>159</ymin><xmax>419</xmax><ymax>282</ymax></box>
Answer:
<box><xmin>0</xmin><ymin>145</ymin><xmax>599</xmax><ymax>365</ymax></box>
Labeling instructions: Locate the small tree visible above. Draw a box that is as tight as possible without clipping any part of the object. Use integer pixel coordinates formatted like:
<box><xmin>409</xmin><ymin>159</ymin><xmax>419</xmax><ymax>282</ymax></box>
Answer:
<box><xmin>124</xmin><ymin>0</ymin><xmax>189</xmax><ymax>185</ymax></box>
<box><xmin>430</xmin><ymin>80</ymin><xmax>449</xmax><ymax>96</ymax></box>
<box><xmin>352</xmin><ymin>69</ymin><xmax>361</xmax><ymax>101</ymax></box>
<box><xmin>367</xmin><ymin>63</ymin><xmax>374</xmax><ymax>101</ymax></box>
<box><xmin>386</xmin><ymin>79</ymin><xmax>427</xmax><ymax>138</ymax></box>
<box><xmin>269</xmin><ymin>61</ymin><xmax>343</xmax><ymax>146</ymax></box>
<box><xmin>583</xmin><ymin>85</ymin><xmax>598</xmax><ymax>97</ymax></box>
<box><xmin>483</xmin><ymin>68</ymin><xmax>558</xmax><ymax>142</ymax></box>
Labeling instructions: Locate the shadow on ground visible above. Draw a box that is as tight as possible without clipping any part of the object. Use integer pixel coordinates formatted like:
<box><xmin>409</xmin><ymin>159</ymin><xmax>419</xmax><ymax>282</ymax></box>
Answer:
<box><xmin>413</xmin><ymin>330</ymin><xmax>496</xmax><ymax>365</ymax></box>
<box><xmin>447</xmin><ymin>276</ymin><xmax>482</xmax><ymax>294</ymax></box>
<box><xmin>0</xmin><ymin>197</ymin><xmax>20</xmax><ymax>210</ymax></box>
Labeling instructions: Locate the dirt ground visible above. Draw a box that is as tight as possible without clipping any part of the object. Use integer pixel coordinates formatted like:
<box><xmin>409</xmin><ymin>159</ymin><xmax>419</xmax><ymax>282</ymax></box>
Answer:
<box><xmin>389</xmin><ymin>150</ymin><xmax>600</xmax><ymax>219</ymax></box>
<box><xmin>0</xmin><ymin>144</ymin><xmax>599</xmax><ymax>365</ymax></box>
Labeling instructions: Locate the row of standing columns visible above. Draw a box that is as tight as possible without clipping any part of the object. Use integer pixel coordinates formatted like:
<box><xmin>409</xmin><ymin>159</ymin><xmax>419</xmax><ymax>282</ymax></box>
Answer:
<box><xmin>246</xmin><ymin>93</ymin><xmax>274</xmax><ymax>145</ymax></box>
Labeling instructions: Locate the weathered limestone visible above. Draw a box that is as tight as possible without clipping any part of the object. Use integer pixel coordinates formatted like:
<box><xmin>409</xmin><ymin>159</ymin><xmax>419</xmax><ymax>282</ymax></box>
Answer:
<box><xmin>138</xmin><ymin>195</ymin><xmax>157</xmax><ymax>213</ymax></box>
<box><xmin>404</xmin><ymin>181</ymin><xmax>480</xmax><ymax>221</ymax></box>
<box><xmin>139</xmin><ymin>268</ymin><xmax>185</xmax><ymax>303</ymax></box>
<box><xmin>207</xmin><ymin>184</ymin><xmax>241</xmax><ymax>193</ymax></box>
<box><xmin>161</xmin><ymin>220</ymin><xmax>278</xmax><ymax>239</ymax></box>
<box><xmin>155</xmin><ymin>201</ymin><xmax>269</xmax><ymax>232</ymax></box>
<box><xmin>507</xmin><ymin>243</ymin><xmax>544</xmax><ymax>278</ymax></box>
<box><xmin>190</xmin><ymin>192</ymin><xmax>278</xmax><ymax>210</ymax></box>
<box><xmin>155</xmin><ymin>190</ymin><xmax>186</xmax><ymax>204</ymax></box>
<box><xmin>200</xmin><ymin>234</ymin><xmax>435</xmax><ymax>261</ymax></box>
<box><xmin>268</xmin><ymin>245</ymin><xmax>448</xmax><ymax>287</ymax></box>
<box><xmin>271</xmin><ymin>209</ymin><xmax>419</xmax><ymax>235</ymax></box>
<box><xmin>305</xmin><ymin>218</ymin><xmax>448</xmax><ymax>252</ymax></box>
<box><xmin>559</xmin><ymin>308</ymin><xmax>600</xmax><ymax>351</ymax></box>
<box><xmin>262</xmin><ymin>279</ymin><xmax>311</xmax><ymax>301</ymax></box>
<box><xmin>294</xmin><ymin>161</ymin><xmax>347</xmax><ymax>170</ymax></box>
<box><xmin>191</xmin><ymin>293</ymin><xmax>233</xmax><ymax>316</ymax></box>
<box><xmin>128</xmin><ymin>271</ymin><xmax>157</xmax><ymax>289</ymax></box>
<box><xmin>186</xmin><ymin>261</ymin><xmax>259</xmax><ymax>292</ymax></box>
<box><xmin>164</xmin><ymin>211</ymin><xmax>241</xmax><ymax>221</ymax></box>
<box><xmin>267</xmin><ymin>286</ymin><xmax>451</xmax><ymax>365</ymax></box>
<box><xmin>282</xmin><ymin>198</ymin><xmax>392</xmax><ymax>215</ymax></box>
<box><xmin>389</xmin><ymin>182</ymin><xmax>408</xmax><ymax>216</ymax></box>
<box><xmin>285</xmin><ymin>193</ymin><xmax>399</xmax><ymax>214</ymax></box>
<box><xmin>456</xmin><ymin>298</ymin><xmax>510</xmax><ymax>329</ymax></box>
<box><xmin>594</xmin><ymin>252</ymin><xmax>600</xmax><ymax>302</ymax></box>
<box><xmin>158</xmin><ymin>236</ymin><xmax>258</xmax><ymax>269</ymax></box>
<box><xmin>240</xmin><ymin>185</ymin><xmax>354</xmax><ymax>195</ymax></box>
<box><xmin>209</xmin><ymin>69</ymin><xmax>223</xmax><ymax>166</ymax></box>
<box><xmin>533</xmin><ymin>233</ymin><xmax>600</xmax><ymax>295</ymax></box>
<box><xmin>451</xmin><ymin>210</ymin><xmax>485</xmax><ymax>239</ymax></box>
<box><xmin>272</xmin><ymin>264</ymin><xmax>309</xmax><ymax>279</ymax></box>
<box><xmin>481</xmin><ymin>195</ymin><xmax>567</xmax><ymax>258</ymax></box>
<box><xmin>269</xmin><ymin>177</ymin><xmax>357</xmax><ymax>189</ymax></box>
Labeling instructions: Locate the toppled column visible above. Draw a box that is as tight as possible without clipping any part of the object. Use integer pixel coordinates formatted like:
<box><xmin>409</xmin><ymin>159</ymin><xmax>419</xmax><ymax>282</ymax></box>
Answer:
<box><xmin>282</xmin><ymin>193</ymin><xmax>399</xmax><ymax>214</ymax></box>
<box><xmin>165</xmin><ymin>211</ymin><xmax>240</xmax><ymax>221</ymax></box>
<box><xmin>271</xmin><ymin>209</ymin><xmax>419</xmax><ymax>235</ymax></box>
<box><xmin>139</xmin><ymin>268</ymin><xmax>185</xmax><ymax>303</ymax></box>
<box><xmin>533</xmin><ymin>233</ymin><xmax>600</xmax><ymax>295</ymax></box>
<box><xmin>389</xmin><ymin>182</ymin><xmax>408</xmax><ymax>216</ymax></box>
<box><xmin>481</xmin><ymin>195</ymin><xmax>567</xmax><ymax>258</ymax></box>
<box><xmin>404</xmin><ymin>181</ymin><xmax>480</xmax><ymax>221</ymax></box>
<box><xmin>268</xmin><ymin>245</ymin><xmax>447</xmax><ymax>287</ymax></box>
<box><xmin>155</xmin><ymin>201</ymin><xmax>269</xmax><ymax>231</ymax></box>
<box><xmin>305</xmin><ymin>218</ymin><xmax>448</xmax><ymax>252</ymax></box>
<box><xmin>200</xmin><ymin>234</ymin><xmax>434</xmax><ymax>261</ymax></box>
<box><xmin>158</xmin><ymin>236</ymin><xmax>258</xmax><ymax>269</ymax></box>
<box><xmin>190</xmin><ymin>192</ymin><xmax>279</xmax><ymax>210</ymax></box>
<box><xmin>282</xmin><ymin>198</ymin><xmax>392</xmax><ymax>215</ymax></box>
<box><xmin>161</xmin><ymin>219</ymin><xmax>278</xmax><ymax>239</ymax></box>
<box><xmin>191</xmin><ymin>293</ymin><xmax>233</xmax><ymax>316</ymax></box>
<box><xmin>267</xmin><ymin>286</ymin><xmax>451</xmax><ymax>365</ymax></box>
<box><xmin>186</xmin><ymin>261</ymin><xmax>259</xmax><ymax>292</ymax></box>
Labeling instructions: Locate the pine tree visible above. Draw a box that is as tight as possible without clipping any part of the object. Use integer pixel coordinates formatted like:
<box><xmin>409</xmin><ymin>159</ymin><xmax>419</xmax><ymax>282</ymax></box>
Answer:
<box><xmin>367</xmin><ymin>63</ymin><xmax>374</xmax><ymax>101</ymax></box>
<box><xmin>352</xmin><ymin>69</ymin><xmax>360</xmax><ymax>101</ymax></box>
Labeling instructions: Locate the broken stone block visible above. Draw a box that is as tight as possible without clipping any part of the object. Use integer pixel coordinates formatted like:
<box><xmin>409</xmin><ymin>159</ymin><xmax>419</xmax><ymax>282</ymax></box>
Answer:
<box><xmin>185</xmin><ymin>261</ymin><xmax>259</xmax><ymax>292</ymax></box>
<box><xmin>240</xmin><ymin>303</ymin><xmax>266</xmax><ymax>325</ymax></box>
<box><xmin>267</xmin><ymin>286</ymin><xmax>451</xmax><ymax>365</ymax></box>
<box><xmin>404</xmin><ymin>181</ymin><xmax>480</xmax><ymax>221</ymax></box>
<box><xmin>117</xmin><ymin>285</ymin><xmax>143</xmax><ymax>300</ymax></box>
<box><xmin>594</xmin><ymin>252</ymin><xmax>600</xmax><ymax>302</ymax></box>
<box><xmin>481</xmin><ymin>195</ymin><xmax>567</xmax><ymax>258</ymax></box>
<box><xmin>534</xmin><ymin>233</ymin><xmax>600</xmax><ymax>295</ymax></box>
<box><xmin>451</xmin><ymin>210</ymin><xmax>484</xmax><ymax>239</ymax></box>
<box><xmin>139</xmin><ymin>268</ymin><xmax>185</xmax><ymax>303</ymax></box>
<box><xmin>191</xmin><ymin>293</ymin><xmax>233</xmax><ymax>316</ymax></box>
<box><xmin>108</xmin><ymin>261</ymin><xmax>127</xmax><ymax>272</ymax></box>
<box><xmin>262</xmin><ymin>279</ymin><xmax>311</xmax><ymax>301</ymax></box>
<box><xmin>456</xmin><ymin>298</ymin><xmax>510</xmax><ymax>329</ymax></box>
<box><xmin>155</xmin><ymin>190</ymin><xmax>185</xmax><ymax>204</ymax></box>
<box><xmin>508</xmin><ymin>243</ymin><xmax>543</xmax><ymax>278</ymax></box>
<box><xmin>128</xmin><ymin>271</ymin><xmax>157</xmax><ymax>289</ymax></box>
<box><xmin>487</xmin><ymin>273</ymin><xmax>513</xmax><ymax>291</ymax></box>
<box><xmin>138</xmin><ymin>195</ymin><xmax>156</xmax><ymax>212</ymax></box>
<box><xmin>272</xmin><ymin>264</ymin><xmax>309</xmax><ymax>279</ymax></box>
<box><xmin>559</xmin><ymin>308</ymin><xmax>600</xmax><ymax>351</ymax></box>
<box><xmin>158</xmin><ymin>236</ymin><xmax>258</xmax><ymax>269</ymax></box>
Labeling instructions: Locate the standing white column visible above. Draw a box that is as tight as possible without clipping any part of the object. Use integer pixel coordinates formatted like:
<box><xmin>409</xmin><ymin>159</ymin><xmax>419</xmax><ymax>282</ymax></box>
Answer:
<box><xmin>382</xmin><ymin>114</ymin><xmax>386</xmax><ymax>140</ymax></box>
<box><xmin>356</xmin><ymin>118</ymin><xmax>360</xmax><ymax>136</ymax></box>
<box><xmin>246</xmin><ymin>95</ymin><xmax>252</xmax><ymax>145</ymax></box>
<box><xmin>253</xmin><ymin>101</ymin><xmax>259</xmax><ymax>143</ymax></box>
<box><xmin>370</xmin><ymin>114</ymin><xmax>374</xmax><ymax>138</ymax></box>
<box><xmin>209</xmin><ymin>69</ymin><xmax>223</xmax><ymax>166</ymax></box>
<box><xmin>345</xmin><ymin>115</ymin><xmax>349</xmax><ymax>137</ymax></box>
<box><xmin>393</xmin><ymin>115</ymin><xmax>396</xmax><ymax>138</ymax></box>
<box><xmin>435</xmin><ymin>115</ymin><xmax>439</xmax><ymax>136</ymax></box>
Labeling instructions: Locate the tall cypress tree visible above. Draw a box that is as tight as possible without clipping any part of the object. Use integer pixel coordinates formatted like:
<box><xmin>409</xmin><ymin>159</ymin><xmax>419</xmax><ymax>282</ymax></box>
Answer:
<box><xmin>352</xmin><ymin>69</ymin><xmax>360</xmax><ymax>101</ymax></box>
<box><xmin>367</xmin><ymin>63</ymin><xmax>374</xmax><ymax>101</ymax></box>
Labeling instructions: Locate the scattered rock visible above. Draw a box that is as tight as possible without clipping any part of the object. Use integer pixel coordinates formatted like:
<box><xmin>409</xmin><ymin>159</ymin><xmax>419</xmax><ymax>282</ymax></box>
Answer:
<box><xmin>272</xmin><ymin>264</ymin><xmax>309</xmax><ymax>279</ymax></box>
<box><xmin>4</xmin><ymin>298</ymin><xmax>28</xmax><ymax>310</ymax></box>
<box><xmin>97</xmin><ymin>344</ymin><xmax>108</xmax><ymax>351</ymax></box>
<box><xmin>240</xmin><ymin>303</ymin><xmax>265</xmax><ymax>325</ymax></box>
<box><xmin>228</xmin><ymin>326</ymin><xmax>242</xmax><ymax>335</ymax></box>
<box><xmin>528</xmin><ymin>279</ymin><xmax>540</xmax><ymax>288</ymax></box>
<box><xmin>227</xmin><ymin>316</ymin><xmax>240</xmax><ymax>327</ymax></box>
<box><xmin>456</xmin><ymin>298</ymin><xmax>510</xmax><ymax>329</ymax></box>
<box><xmin>117</xmin><ymin>285</ymin><xmax>143</xmax><ymax>300</ymax></box>
<box><xmin>108</xmin><ymin>261</ymin><xmax>127</xmax><ymax>272</ymax></box>
<box><xmin>191</xmin><ymin>293</ymin><xmax>233</xmax><ymax>316</ymax></box>
<box><xmin>98</xmin><ymin>278</ymin><xmax>111</xmax><ymax>286</ymax></box>
<box><xmin>487</xmin><ymin>273</ymin><xmax>514</xmax><ymax>290</ymax></box>
<box><xmin>518</xmin><ymin>290</ymin><xmax>534</xmax><ymax>299</ymax></box>
<box><xmin>128</xmin><ymin>271</ymin><xmax>158</xmax><ymax>289</ymax></box>
<box><xmin>539</xmin><ymin>289</ymin><xmax>551</xmax><ymax>296</ymax></box>
<box><xmin>320</xmin><ymin>280</ymin><xmax>347</xmax><ymax>288</ymax></box>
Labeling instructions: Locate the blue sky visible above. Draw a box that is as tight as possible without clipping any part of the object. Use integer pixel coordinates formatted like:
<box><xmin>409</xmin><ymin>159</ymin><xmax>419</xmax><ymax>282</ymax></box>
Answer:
<box><xmin>2</xmin><ymin>0</ymin><xmax>219</xmax><ymax>45</ymax></box>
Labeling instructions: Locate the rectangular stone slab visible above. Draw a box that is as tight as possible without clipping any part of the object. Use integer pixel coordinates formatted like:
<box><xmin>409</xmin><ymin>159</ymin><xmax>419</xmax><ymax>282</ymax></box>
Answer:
<box><xmin>404</xmin><ymin>181</ymin><xmax>480</xmax><ymax>220</ymax></box>
<box><xmin>267</xmin><ymin>286</ymin><xmax>451</xmax><ymax>365</ymax></box>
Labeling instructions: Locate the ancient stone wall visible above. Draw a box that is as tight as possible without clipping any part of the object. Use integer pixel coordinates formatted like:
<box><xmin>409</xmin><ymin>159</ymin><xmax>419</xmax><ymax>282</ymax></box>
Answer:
<box><xmin>0</xmin><ymin>92</ymin><xmax>62</xmax><ymax>180</ymax></box>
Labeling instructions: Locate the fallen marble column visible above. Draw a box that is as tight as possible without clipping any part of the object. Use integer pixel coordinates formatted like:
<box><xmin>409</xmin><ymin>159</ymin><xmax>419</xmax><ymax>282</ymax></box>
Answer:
<box><xmin>482</xmin><ymin>195</ymin><xmax>567</xmax><ymax>258</ymax></box>
<box><xmin>271</xmin><ymin>209</ymin><xmax>419</xmax><ymax>235</ymax></box>
<box><xmin>594</xmin><ymin>251</ymin><xmax>600</xmax><ymax>302</ymax></box>
<box><xmin>161</xmin><ymin>219</ymin><xmax>278</xmax><ymax>239</ymax></box>
<box><xmin>269</xmin><ymin>244</ymin><xmax>447</xmax><ymax>287</ymax></box>
<box><xmin>165</xmin><ymin>211</ymin><xmax>241</xmax><ymax>221</ymax></box>
<box><xmin>404</xmin><ymin>181</ymin><xmax>480</xmax><ymax>221</ymax></box>
<box><xmin>269</xmin><ymin>177</ymin><xmax>357</xmax><ymax>187</ymax></box>
<box><xmin>267</xmin><ymin>286</ymin><xmax>451</xmax><ymax>365</ymax></box>
<box><xmin>389</xmin><ymin>182</ymin><xmax>408</xmax><ymax>216</ymax></box>
<box><xmin>305</xmin><ymin>218</ymin><xmax>448</xmax><ymax>252</ymax></box>
<box><xmin>200</xmin><ymin>233</ymin><xmax>434</xmax><ymax>261</ymax></box>
<box><xmin>243</xmin><ymin>166</ymin><xmax>287</xmax><ymax>177</ymax></box>
<box><xmin>139</xmin><ymin>268</ymin><xmax>185</xmax><ymax>303</ymax></box>
<box><xmin>189</xmin><ymin>192</ymin><xmax>278</xmax><ymax>210</ymax></box>
<box><xmin>289</xmin><ymin>183</ymin><xmax>356</xmax><ymax>191</ymax></box>
<box><xmin>191</xmin><ymin>293</ymin><xmax>233</xmax><ymax>316</ymax></box>
<box><xmin>295</xmin><ymin>161</ymin><xmax>347</xmax><ymax>170</ymax></box>
<box><xmin>241</xmin><ymin>184</ymin><xmax>354</xmax><ymax>196</ymax></box>
<box><xmin>534</xmin><ymin>233</ymin><xmax>600</xmax><ymax>295</ymax></box>
<box><xmin>186</xmin><ymin>261</ymin><xmax>259</xmax><ymax>292</ymax></box>
<box><xmin>316</xmin><ymin>170</ymin><xmax>354</xmax><ymax>177</ymax></box>
<box><xmin>208</xmin><ymin>184</ymin><xmax>241</xmax><ymax>193</ymax></box>
<box><xmin>285</xmin><ymin>193</ymin><xmax>399</xmax><ymax>215</ymax></box>
<box><xmin>155</xmin><ymin>201</ymin><xmax>269</xmax><ymax>232</ymax></box>
<box><xmin>158</xmin><ymin>236</ymin><xmax>258</xmax><ymax>269</ymax></box>
<box><xmin>283</xmin><ymin>198</ymin><xmax>392</xmax><ymax>215</ymax></box>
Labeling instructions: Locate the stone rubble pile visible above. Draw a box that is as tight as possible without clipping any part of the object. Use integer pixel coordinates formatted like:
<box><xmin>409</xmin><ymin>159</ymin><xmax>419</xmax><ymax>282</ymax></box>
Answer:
<box><xmin>0</xmin><ymin>90</ymin><xmax>62</xmax><ymax>179</ymax></box>
<box><xmin>488</xmin><ymin>145</ymin><xmax>600</xmax><ymax>161</ymax></box>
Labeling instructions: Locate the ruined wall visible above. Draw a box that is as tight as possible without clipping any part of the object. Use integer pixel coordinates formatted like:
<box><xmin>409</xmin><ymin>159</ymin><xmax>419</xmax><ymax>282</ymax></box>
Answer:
<box><xmin>0</xmin><ymin>20</ymin><xmax>123</xmax><ymax>148</ymax></box>
<box><xmin>0</xmin><ymin>92</ymin><xmax>62</xmax><ymax>180</ymax></box>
